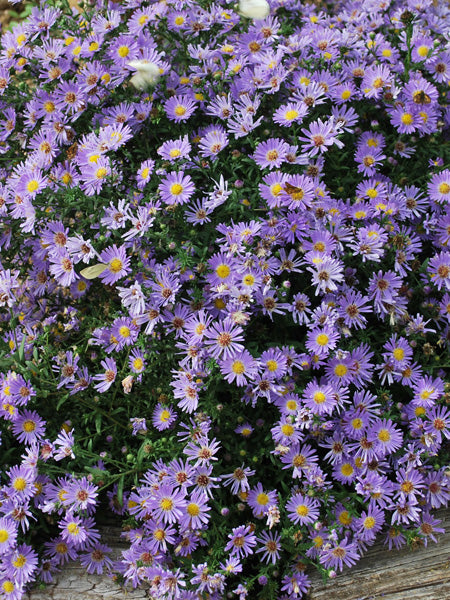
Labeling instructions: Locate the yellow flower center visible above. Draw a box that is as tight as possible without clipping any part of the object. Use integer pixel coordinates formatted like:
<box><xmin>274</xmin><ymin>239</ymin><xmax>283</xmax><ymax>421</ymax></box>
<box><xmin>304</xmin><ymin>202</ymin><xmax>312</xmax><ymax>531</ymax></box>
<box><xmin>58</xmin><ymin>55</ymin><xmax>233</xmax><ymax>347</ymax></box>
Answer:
<box><xmin>0</xmin><ymin>530</ymin><xmax>9</xmax><ymax>543</ymax></box>
<box><xmin>23</xmin><ymin>420</ymin><xmax>36</xmax><ymax>432</ymax></box>
<box><xmin>334</xmin><ymin>364</ymin><xmax>347</xmax><ymax>377</ymax></box>
<box><xmin>232</xmin><ymin>360</ymin><xmax>245</xmax><ymax>374</ymax></box>
<box><xmin>170</xmin><ymin>183</ymin><xmax>183</xmax><ymax>196</ymax></box>
<box><xmin>341</xmin><ymin>463</ymin><xmax>354</xmax><ymax>477</ymax></box>
<box><xmin>2</xmin><ymin>582</ymin><xmax>14</xmax><ymax>594</ymax></box>
<box><xmin>339</xmin><ymin>510</ymin><xmax>352</xmax><ymax>525</ymax></box>
<box><xmin>175</xmin><ymin>16</ymin><xmax>185</xmax><ymax>25</ymax></box>
<box><xmin>119</xmin><ymin>326</ymin><xmax>130</xmax><ymax>338</ymax></box>
<box><xmin>313</xmin><ymin>391</ymin><xmax>326</xmax><ymax>404</ymax></box>
<box><xmin>352</xmin><ymin>418</ymin><xmax>363</xmax><ymax>430</ymax></box>
<box><xmin>382</xmin><ymin>49</ymin><xmax>392</xmax><ymax>57</ymax></box>
<box><xmin>89</xmin><ymin>42</ymin><xmax>99</xmax><ymax>52</ymax></box>
<box><xmin>160</xmin><ymin>409</ymin><xmax>170</xmax><ymax>422</ymax></box>
<box><xmin>187</xmin><ymin>503</ymin><xmax>200</xmax><ymax>516</ymax></box>
<box><xmin>118</xmin><ymin>46</ymin><xmax>130</xmax><ymax>58</ymax></box>
<box><xmin>174</xmin><ymin>105</ymin><xmax>187</xmax><ymax>116</ymax></box>
<box><xmin>67</xmin><ymin>523</ymin><xmax>79</xmax><ymax>535</ymax></box>
<box><xmin>341</xmin><ymin>89</ymin><xmax>351</xmax><ymax>100</ymax></box>
<box><xmin>316</xmin><ymin>333</ymin><xmax>329</xmax><ymax>346</ymax></box>
<box><xmin>27</xmin><ymin>180</ymin><xmax>39</xmax><ymax>193</ymax></box>
<box><xmin>438</xmin><ymin>183</ymin><xmax>450</xmax><ymax>195</ymax></box>
<box><xmin>285</xmin><ymin>109</ymin><xmax>299</xmax><ymax>121</ymax></box>
<box><xmin>96</xmin><ymin>167</ymin><xmax>108</xmax><ymax>179</ymax></box>
<box><xmin>62</xmin><ymin>173</ymin><xmax>72</xmax><ymax>185</ymax></box>
<box><xmin>286</xmin><ymin>400</ymin><xmax>298</xmax><ymax>410</ymax></box>
<box><xmin>266</xmin><ymin>360</ymin><xmax>278</xmax><ymax>372</ymax></box>
<box><xmin>417</xmin><ymin>45</ymin><xmax>429</xmax><ymax>57</ymax></box>
<box><xmin>281</xmin><ymin>424</ymin><xmax>294</xmax><ymax>436</ymax></box>
<box><xmin>393</xmin><ymin>348</ymin><xmax>404</xmax><ymax>361</ymax></box>
<box><xmin>216</xmin><ymin>264</ymin><xmax>230</xmax><ymax>279</ymax></box>
<box><xmin>160</xmin><ymin>498</ymin><xmax>173</xmax><ymax>511</ymax></box>
<box><xmin>13</xmin><ymin>477</ymin><xmax>27</xmax><ymax>491</ymax></box>
<box><xmin>109</xmin><ymin>258</ymin><xmax>123</xmax><ymax>273</ymax></box>
<box><xmin>169</xmin><ymin>149</ymin><xmax>181</xmax><ymax>158</ymax></box>
<box><xmin>133</xmin><ymin>358</ymin><xmax>143</xmax><ymax>371</ymax></box>
<box><xmin>401</xmin><ymin>113</ymin><xmax>413</xmax><ymax>125</ymax></box>
<box><xmin>13</xmin><ymin>555</ymin><xmax>27</xmax><ymax>568</ymax></box>
<box><xmin>296</xmin><ymin>504</ymin><xmax>309</xmax><ymax>516</ymax></box>
<box><xmin>378</xmin><ymin>429</ymin><xmax>391</xmax><ymax>442</ymax></box>
<box><xmin>256</xmin><ymin>492</ymin><xmax>269</xmax><ymax>505</ymax></box>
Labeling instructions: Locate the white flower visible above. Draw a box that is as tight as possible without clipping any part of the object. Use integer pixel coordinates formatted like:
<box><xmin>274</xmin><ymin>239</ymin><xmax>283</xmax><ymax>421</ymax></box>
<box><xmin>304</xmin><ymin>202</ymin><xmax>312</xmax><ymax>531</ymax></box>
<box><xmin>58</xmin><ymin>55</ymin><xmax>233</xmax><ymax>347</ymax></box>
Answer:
<box><xmin>127</xmin><ymin>60</ymin><xmax>160</xmax><ymax>90</ymax></box>
<box><xmin>238</xmin><ymin>0</ymin><xmax>270</xmax><ymax>20</ymax></box>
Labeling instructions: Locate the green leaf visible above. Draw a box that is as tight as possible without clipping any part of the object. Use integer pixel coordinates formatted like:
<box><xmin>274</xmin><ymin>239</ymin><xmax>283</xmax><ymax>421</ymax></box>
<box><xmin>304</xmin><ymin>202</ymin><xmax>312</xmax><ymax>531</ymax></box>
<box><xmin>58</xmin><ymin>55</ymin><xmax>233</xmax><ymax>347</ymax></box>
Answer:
<box><xmin>117</xmin><ymin>474</ymin><xmax>125</xmax><ymax>507</ymax></box>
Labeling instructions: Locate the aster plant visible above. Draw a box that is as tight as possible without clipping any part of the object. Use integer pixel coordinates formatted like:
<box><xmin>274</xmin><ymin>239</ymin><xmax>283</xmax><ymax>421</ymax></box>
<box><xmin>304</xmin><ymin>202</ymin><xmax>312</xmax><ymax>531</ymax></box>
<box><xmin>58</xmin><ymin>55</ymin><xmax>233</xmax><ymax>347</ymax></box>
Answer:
<box><xmin>0</xmin><ymin>0</ymin><xmax>449</xmax><ymax>599</ymax></box>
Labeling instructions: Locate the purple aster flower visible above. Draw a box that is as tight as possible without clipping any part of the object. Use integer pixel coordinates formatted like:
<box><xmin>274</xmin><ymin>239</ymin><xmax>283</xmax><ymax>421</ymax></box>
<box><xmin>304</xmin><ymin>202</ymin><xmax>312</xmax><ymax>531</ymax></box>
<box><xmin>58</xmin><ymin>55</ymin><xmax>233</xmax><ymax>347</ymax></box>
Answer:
<box><xmin>271</xmin><ymin>417</ymin><xmax>302</xmax><ymax>445</ymax></box>
<box><xmin>53</xmin><ymin>428</ymin><xmax>75</xmax><ymax>460</ymax></box>
<box><xmin>286</xmin><ymin>492</ymin><xmax>320</xmax><ymax>525</ymax></box>
<box><xmin>164</xmin><ymin>95</ymin><xmax>197</xmax><ymax>122</ymax></box>
<box><xmin>383</xmin><ymin>334</ymin><xmax>413</xmax><ymax>369</ymax></box>
<box><xmin>247</xmin><ymin>483</ymin><xmax>278</xmax><ymax>518</ymax></box>
<box><xmin>48</xmin><ymin>251</ymin><xmax>78</xmax><ymax>287</ymax></box>
<box><xmin>179</xmin><ymin>489</ymin><xmax>210</xmax><ymax>530</ymax></box>
<box><xmin>222</xmin><ymin>464</ymin><xmax>255</xmax><ymax>495</ymax></box>
<box><xmin>225</xmin><ymin>525</ymin><xmax>257</xmax><ymax>559</ymax></box>
<box><xmin>424</xmin><ymin>470</ymin><xmax>450</xmax><ymax>509</ymax></box>
<box><xmin>98</xmin><ymin>244</ymin><xmax>131</xmax><ymax>285</ymax></box>
<box><xmin>159</xmin><ymin>171</ymin><xmax>195</xmax><ymax>206</ymax></box>
<box><xmin>11</xmin><ymin>409</ymin><xmax>45</xmax><ymax>444</ymax></box>
<box><xmin>253</xmin><ymin>138</ymin><xmax>289</xmax><ymax>169</ymax></box>
<box><xmin>59</xmin><ymin>514</ymin><xmax>88</xmax><ymax>548</ymax></box>
<box><xmin>157</xmin><ymin>136</ymin><xmax>191</xmax><ymax>162</ymax></box>
<box><xmin>369</xmin><ymin>419</ymin><xmax>403</xmax><ymax>456</ymax></box>
<box><xmin>183</xmin><ymin>436</ymin><xmax>221</xmax><ymax>468</ymax></box>
<box><xmin>79</xmin><ymin>543</ymin><xmax>113</xmax><ymax>575</ymax></box>
<box><xmin>110</xmin><ymin>317</ymin><xmax>139</xmax><ymax>349</ymax></box>
<box><xmin>367</xmin><ymin>269</ymin><xmax>402</xmax><ymax>313</ymax></box>
<box><xmin>92</xmin><ymin>357</ymin><xmax>117</xmax><ymax>393</ymax></box>
<box><xmin>255</xmin><ymin>530</ymin><xmax>281</xmax><ymax>564</ymax></box>
<box><xmin>0</xmin><ymin>518</ymin><xmax>17</xmax><ymax>555</ymax></box>
<box><xmin>425</xmin><ymin>406</ymin><xmax>450</xmax><ymax>443</ymax></box>
<box><xmin>7</xmin><ymin>543</ymin><xmax>38</xmax><ymax>585</ymax></box>
<box><xmin>319</xmin><ymin>537</ymin><xmax>360</xmax><ymax>571</ymax></box>
<box><xmin>395</xmin><ymin>468</ymin><xmax>425</xmax><ymax>501</ymax></box>
<box><xmin>273</xmin><ymin>102</ymin><xmax>307</xmax><ymax>127</ymax></box>
<box><xmin>220</xmin><ymin>350</ymin><xmax>258</xmax><ymax>386</ymax></box>
<box><xmin>355</xmin><ymin>506</ymin><xmax>385</xmax><ymax>542</ymax></box>
<box><xmin>204</xmin><ymin>319</ymin><xmax>245</xmax><ymax>359</ymax></box>
<box><xmin>136</xmin><ymin>159</ymin><xmax>155</xmax><ymax>190</ymax></box>
<box><xmin>302</xmin><ymin>380</ymin><xmax>337</xmax><ymax>415</ymax></box>
<box><xmin>8</xmin><ymin>464</ymin><xmax>36</xmax><ymax>501</ymax></box>
<box><xmin>429</xmin><ymin>252</ymin><xmax>450</xmax><ymax>291</ymax></box>
<box><xmin>66</xmin><ymin>477</ymin><xmax>98</xmax><ymax>512</ymax></box>
<box><xmin>280</xmin><ymin>572</ymin><xmax>310</xmax><ymax>597</ymax></box>
<box><xmin>298</xmin><ymin>117</ymin><xmax>344</xmax><ymax>156</ymax></box>
<box><xmin>305</xmin><ymin>326</ymin><xmax>340</xmax><ymax>357</ymax></box>
<box><xmin>152</xmin><ymin>403</ymin><xmax>177</xmax><ymax>431</ymax></box>
<box><xmin>413</xmin><ymin>375</ymin><xmax>444</xmax><ymax>407</ymax></box>
<box><xmin>151</xmin><ymin>484</ymin><xmax>187</xmax><ymax>525</ymax></box>
<box><xmin>198</xmin><ymin>126</ymin><xmax>229</xmax><ymax>158</ymax></box>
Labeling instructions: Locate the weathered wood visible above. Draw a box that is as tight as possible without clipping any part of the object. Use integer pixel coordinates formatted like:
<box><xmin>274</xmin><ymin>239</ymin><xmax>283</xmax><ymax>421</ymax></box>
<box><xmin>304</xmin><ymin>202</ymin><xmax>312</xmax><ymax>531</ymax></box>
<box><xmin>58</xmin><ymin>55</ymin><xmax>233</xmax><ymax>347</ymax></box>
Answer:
<box><xmin>308</xmin><ymin>509</ymin><xmax>450</xmax><ymax>600</ymax></box>
<box><xmin>25</xmin><ymin>510</ymin><xmax>449</xmax><ymax>599</ymax></box>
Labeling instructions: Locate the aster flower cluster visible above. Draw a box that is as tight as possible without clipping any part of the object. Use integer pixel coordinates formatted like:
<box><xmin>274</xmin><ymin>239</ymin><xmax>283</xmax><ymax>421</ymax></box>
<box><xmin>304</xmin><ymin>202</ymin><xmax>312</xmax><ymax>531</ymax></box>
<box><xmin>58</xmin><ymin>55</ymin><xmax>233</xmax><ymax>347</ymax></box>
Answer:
<box><xmin>0</xmin><ymin>0</ymin><xmax>449</xmax><ymax>598</ymax></box>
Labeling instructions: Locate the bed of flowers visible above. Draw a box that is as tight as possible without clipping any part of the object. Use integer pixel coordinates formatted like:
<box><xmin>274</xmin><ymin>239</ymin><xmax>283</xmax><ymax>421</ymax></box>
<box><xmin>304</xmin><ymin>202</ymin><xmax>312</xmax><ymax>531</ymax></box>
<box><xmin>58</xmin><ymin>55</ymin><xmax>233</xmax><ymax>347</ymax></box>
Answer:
<box><xmin>0</xmin><ymin>0</ymin><xmax>449</xmax><ymax>598</ymax></box>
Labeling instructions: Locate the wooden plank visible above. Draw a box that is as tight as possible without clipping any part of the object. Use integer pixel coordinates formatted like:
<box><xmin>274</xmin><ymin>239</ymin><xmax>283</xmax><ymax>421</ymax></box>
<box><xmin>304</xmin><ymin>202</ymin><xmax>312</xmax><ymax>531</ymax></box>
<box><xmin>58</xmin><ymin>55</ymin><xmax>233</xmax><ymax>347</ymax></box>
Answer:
<box><xmin>308</xmin><ymin>509</ymin><xmax>450</xmax><ymax>600</ymax></box>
